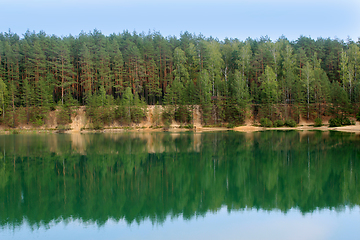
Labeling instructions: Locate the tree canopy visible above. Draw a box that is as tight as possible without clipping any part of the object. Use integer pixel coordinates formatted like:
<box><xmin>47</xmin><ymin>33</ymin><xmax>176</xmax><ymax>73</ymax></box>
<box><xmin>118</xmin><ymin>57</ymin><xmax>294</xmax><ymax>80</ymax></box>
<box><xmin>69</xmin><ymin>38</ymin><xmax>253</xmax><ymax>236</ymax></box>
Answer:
<box><xmin>0</xmin><ymin>30</ymin><xmax>359</xmax><ymax>126</ymax></box>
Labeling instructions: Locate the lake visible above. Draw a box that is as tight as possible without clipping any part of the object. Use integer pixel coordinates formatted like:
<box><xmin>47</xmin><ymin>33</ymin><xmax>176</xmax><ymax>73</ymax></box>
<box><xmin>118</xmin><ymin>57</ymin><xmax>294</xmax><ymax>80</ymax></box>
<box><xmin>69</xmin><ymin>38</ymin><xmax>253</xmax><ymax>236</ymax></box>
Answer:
<box><xmin>0</xmin><ymin>131</ymin><xmax>359</xmax><ymax>240</ymax></box>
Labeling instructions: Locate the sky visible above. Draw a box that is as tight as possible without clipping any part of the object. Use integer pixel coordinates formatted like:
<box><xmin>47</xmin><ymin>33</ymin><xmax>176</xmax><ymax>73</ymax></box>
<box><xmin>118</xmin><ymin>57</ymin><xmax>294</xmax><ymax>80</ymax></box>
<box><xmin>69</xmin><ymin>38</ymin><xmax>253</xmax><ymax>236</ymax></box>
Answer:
<box><xmin>2</xmin><ymin>207</ymin><xmax>360</xmax><ymax>240</ymax></box>
<box><xmin>1</xmin><ymin>0</ymin><xmax>359</xmax><ymax>41</ymax></box>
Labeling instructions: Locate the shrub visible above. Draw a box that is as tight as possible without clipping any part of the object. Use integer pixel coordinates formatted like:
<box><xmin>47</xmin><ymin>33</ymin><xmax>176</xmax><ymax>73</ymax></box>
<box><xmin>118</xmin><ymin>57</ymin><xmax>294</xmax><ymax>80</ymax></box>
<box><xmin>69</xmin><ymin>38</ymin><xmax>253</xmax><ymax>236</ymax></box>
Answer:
<box><xmin>175</xmin><ymin>106</ymin><xmax>192</xmax><ymax>123</ymax></box>
<box><xmin>314</xmin><ymin>118</ymin><xmax>322</xmax><ymax>127</ymax></box>
<box><xmin>341</xmin><ymin>117</ymin><xmax>351</xmax><ymax>126</ymax></box>
<box><xmin>163</xmin><ymin>119</ymin><xmax>171</xmax><ymax>131</ymax></box>
<box><xmin>284</xmin><ymin>119</ymin><xmax>297</xmax><ymax>127</ymax></box>
<box><xmin>184</xmin><ymin>124</ymin><xmax>194</xmax><ymax>129</ymax></box>
<box><xmin>57</xmin><ymin>106</ymin><xmax>73</xmax><ymax>125</ymax></box>
<box><xmin>131</xmin><ymin>106</ymin><xmax>146</xmax><ymax>123</ymax></box>
<box><xmin>56</xmin><ymin>125</ymin><xmax>71</xmax><ymax>133</ymax></box>
<box><xmin>260</xmin><ymin>118</ymin><xmax>273</xmax><ymax>127</ymax></box>
<box><xmin>351</xmin><ymin>120</ymin><xmax>356</xmax><ymax>125</ymax></box>
<box><xmin>273</xmin><ymin>120</ymin><xmax>284</xmax><ymax>127</ymax></box>
<box><xmin>32</xmin><ymin>118</ymin><xmax>44</xmax><ymax>127</ymax></box>
<box><xmin>227</xmin><ymin>123</ymin><xmax>235</xmax><ymax>128</ymax></box>
<box><xmin>162</xmin><ymin>110</ymin><xmax>173</xmax><ymax>124</ymax></box>
<box><xmin>356</xmin><ymin>111</ymin><xmax>360</xmax><ymax>121</ymax></box>
<box><xmin>92</xmin><ymin>121</ymin><xmax>104</xmax><ymax>130</ymax></box>
<box><xmin>329</xmin><ymin>118</ymin><xmax>342</xmax><ymax>127</ymax></box>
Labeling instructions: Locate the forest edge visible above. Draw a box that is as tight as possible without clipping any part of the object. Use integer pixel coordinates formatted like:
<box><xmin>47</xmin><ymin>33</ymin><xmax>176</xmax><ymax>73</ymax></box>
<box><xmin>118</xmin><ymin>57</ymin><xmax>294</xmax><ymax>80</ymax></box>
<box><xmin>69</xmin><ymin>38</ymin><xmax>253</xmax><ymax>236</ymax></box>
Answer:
<box><xmin>0</xmin><ymin>105</ymin><xmax>359</xmax><ymax>134</ymax></box>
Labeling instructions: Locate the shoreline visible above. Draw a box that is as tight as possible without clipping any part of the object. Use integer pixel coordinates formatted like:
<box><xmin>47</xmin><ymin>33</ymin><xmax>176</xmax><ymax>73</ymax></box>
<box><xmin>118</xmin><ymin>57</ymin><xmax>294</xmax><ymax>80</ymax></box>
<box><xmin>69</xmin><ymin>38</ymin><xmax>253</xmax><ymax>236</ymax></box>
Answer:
<box><xmin>1</xmin><ymin>123</ymin><xmax>360</xmax><ymax>134</ymax></box>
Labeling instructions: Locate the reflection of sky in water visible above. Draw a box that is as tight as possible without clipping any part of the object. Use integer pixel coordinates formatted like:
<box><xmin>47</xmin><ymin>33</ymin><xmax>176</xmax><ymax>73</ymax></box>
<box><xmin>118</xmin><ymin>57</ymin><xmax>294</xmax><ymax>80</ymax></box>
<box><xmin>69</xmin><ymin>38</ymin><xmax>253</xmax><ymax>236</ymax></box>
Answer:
<box><xmin>2</xmin><ymin>206</ymin><xmax>359</xmax><ymax>240</ymax></box>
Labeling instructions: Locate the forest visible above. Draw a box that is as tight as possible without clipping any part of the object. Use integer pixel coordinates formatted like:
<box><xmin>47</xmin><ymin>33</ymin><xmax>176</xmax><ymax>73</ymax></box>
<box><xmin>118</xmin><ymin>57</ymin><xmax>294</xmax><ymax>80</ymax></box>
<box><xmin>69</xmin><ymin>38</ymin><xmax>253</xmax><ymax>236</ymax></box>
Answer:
<box><xmin>0</xmin><ymin>30</ymin><xmax>359</xmax><ymax>127</ymax></box>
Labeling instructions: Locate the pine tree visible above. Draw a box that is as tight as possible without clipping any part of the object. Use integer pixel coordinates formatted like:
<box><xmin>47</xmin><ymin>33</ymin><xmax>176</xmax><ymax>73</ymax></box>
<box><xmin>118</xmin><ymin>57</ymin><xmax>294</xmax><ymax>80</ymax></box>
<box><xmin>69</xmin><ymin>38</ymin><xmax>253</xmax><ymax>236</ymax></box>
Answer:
<box><xmin>56</xmin><ymin>40</ymin><xmax>75</xmax><ymax>105</ymax></box>
<box><xmin>79</xmin><ymin>43</ymin><xmax>94</xmax><ymax>104</ymax></box>
<box><xmin>199</xmin><ymin>71</ymin><xmax>212</xmax><ymax>125</ymax></box>
<box><xmin>301</xmin><ymin>61</ymin><xmax>314</xmax><ymax>120</ymax></box>
<box><xmin>282</xmin><ymin>43</ymin><xmax>296</xmax><ymax>118</ymax></box>
<box><xmin>0</xmin><ymin>77</ymin><xmax>7</xmax><ymax>120</ymax></box>
<box><xmin>261</xmin><ymin>66</ymin><xmax>279</xmax><ymax>119</ymax></box>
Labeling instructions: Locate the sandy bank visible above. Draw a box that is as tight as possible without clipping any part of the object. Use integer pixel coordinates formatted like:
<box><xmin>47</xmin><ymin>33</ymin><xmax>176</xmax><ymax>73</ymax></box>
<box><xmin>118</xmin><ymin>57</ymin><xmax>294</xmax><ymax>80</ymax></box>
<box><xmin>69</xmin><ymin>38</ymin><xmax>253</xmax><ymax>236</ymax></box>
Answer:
<box><xmin>2</xmin><ymin>123</ymin><xmax>360</xmax><ymax>134</ymax></box>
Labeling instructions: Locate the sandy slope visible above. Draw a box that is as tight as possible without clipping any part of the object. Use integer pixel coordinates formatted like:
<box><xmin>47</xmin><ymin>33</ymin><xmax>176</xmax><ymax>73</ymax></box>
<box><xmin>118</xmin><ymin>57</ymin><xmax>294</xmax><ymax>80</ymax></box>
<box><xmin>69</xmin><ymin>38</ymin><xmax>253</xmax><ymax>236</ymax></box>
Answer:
<box><xmin>2</xmin><ymin>105</ymin><xmax>360</xmax><ymax>134</ymax></box>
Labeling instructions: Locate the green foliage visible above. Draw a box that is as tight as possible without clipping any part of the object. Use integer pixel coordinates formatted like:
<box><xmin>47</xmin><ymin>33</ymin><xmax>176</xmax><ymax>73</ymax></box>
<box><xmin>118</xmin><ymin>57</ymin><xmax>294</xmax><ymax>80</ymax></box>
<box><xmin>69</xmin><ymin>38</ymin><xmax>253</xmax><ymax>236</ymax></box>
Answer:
<box><xmin>261</xmin><ymin>66</ymin><xmax>279</xmax><ymax>119</ymax></box>
<box><xmin>0</xmin><ymin>30</ymin><xmax>359</xmax><ymax>129</ymax></box>
<box><xmin>131</xmin><ymin>94</ymin><xmax>147</xmax><ymax>124</ymax></box>
<box><xmin>284</xmin><ymin>119</ymin><xmax>297</xmax><ymax>127</ymax></box>
<box><xmin>11</xmin><ymin>129</ymin><xmax>19</xmax><ymax>134</ymax></box>
<box><xmin>86</xmin><ymin>88</ymin><xmax>115</xmax><ymax>129</ymax></box>
<box><xmin>152</xmin><ymin>105</ymin><xmax>161</xmax><ymax>127</ymax></box>
<box><xmin>314</xmin><ymin>118</ymin><xmax>322</xmax><ymax>127</ymax></box>
<box><xmin>342</xmin><ymin>117</ymin><xmax>351</xmax><ymax>126</ymax></box>
<box><xmin>57</xmin><ymin>95</ymin><xmax>77</xmax><ymax>125</ymax></box>
<box><xmin>115</xmin><ymin>87</ymin><xmax>146</xmax><ymax>125</ymax></box>
<box><xmin>184</xmin><ymin>124</ymin><xmax>194</xmax><ymax>129</ymax></box>
<box><xmin>260</xmin><ymin>118</ymin><xmax>273</xmax><ymax>127</ymax></box>
<box><xmin>329</xmin><ymin>117</ymin><xmax>353</xmax><ymax>127</ymax></box>
<box><xmin>0</xmin><ymin>78</ymin><xmax>7</xmax><ymax>118</ymax></box>
<box><xmin>162</xmin><ymin>107</ymin><xmax>173</xmax><ymax>123</ymax></box>
<box><xmin>330</xmin><ymin>82</ymin><xmax>351</xmax><ymax>118</ymax></box>
<box><xmin>273</xmin><ymin>120</ymin><xmax>284</xmax><ymax>127</ymax></box>
<box><xmin>199</xmin><ymin>72</ymin><xmax>212</xmax><ymax>125</ymax></box>
<box><xmin>57</xmin><ymin>108</ymin><xmax>72</xmax><ymax>125</ymax></box>
<box><xmin>56</xmin><ymin>124</ymin><xmax>71</xmax><ymax>132</ymax></box>
<box><xmin>356</xmin><ymin>111</ymin><xmax>360</xmax><ymax>121</ymax></box>
<box><xmin>32</xmin><ymin>117</ymin><xmax>44</xmax><ymax>127</ymax></box>
<box><xmin>174</xmin><ymin>105</ymin><xmax>192</xmax><ymax>124</ymax></box>
<box><xmin>329</xmin><ymin>118</ymin><xmax>342</xmax><ymax>127</ymax></box>
<box><xmin>227</xmin><ymin>123</ymin><xmax>235</xmax><ymax>128</ymax></box>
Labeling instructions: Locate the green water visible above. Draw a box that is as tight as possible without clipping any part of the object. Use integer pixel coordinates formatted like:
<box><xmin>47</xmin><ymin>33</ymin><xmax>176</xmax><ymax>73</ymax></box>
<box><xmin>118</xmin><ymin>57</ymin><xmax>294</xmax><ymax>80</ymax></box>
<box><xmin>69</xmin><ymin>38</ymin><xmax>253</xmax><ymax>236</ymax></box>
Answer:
<box><xmin>0</xmin><ymin>131</ymin><xmax>359</xmax><ymax>239</ymax></box>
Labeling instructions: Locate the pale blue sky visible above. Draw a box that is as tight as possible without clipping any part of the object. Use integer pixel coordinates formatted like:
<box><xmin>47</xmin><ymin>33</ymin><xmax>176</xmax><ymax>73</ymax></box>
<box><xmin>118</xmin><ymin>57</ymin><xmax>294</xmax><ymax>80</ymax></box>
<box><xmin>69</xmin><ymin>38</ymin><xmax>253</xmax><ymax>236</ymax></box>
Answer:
<box><xmin>1</xmin><ymin>0</ymin><xmax>359</xmax><ymax>41</ymax></box>
<box><xmin>2</xmin><ymin>207</ymin><xmax>360</xmax><ymax>240</ymax></box>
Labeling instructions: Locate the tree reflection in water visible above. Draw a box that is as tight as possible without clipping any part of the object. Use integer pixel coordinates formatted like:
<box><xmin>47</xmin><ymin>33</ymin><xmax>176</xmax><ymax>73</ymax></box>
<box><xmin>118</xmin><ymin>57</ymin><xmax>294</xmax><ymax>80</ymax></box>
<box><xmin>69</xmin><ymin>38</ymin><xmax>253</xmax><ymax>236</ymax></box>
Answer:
<box><xmin>0</xmin><ymin>131</ymin><xmax>359</xmax><ymax>228</ymax></box>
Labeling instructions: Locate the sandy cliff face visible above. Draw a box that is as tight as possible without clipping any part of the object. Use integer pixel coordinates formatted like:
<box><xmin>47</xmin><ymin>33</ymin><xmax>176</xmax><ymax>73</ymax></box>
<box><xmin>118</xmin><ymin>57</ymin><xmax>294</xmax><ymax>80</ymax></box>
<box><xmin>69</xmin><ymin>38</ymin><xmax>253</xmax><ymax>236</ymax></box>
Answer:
<box><xmin>65</xmin><ymin>105</ymin><xmax>203</xmax><ymax>131</ymax></box>
<box><xmin>5</xmin><ymin>105</ymin><xmax>359</xmax><ymax>134</ymax></box>
<box><xmin>69</xmin><ymin>107</ymin><xmax>88</xmax><ymax>132</ymax></box>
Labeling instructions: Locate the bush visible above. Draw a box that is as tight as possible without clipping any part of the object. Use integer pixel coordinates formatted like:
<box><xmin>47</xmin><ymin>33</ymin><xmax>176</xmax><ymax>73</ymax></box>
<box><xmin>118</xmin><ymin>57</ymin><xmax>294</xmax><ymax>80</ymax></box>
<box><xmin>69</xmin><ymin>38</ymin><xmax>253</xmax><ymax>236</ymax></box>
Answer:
<box><xmin>162</xmin><ymin>109</ymin><xmax>173</xmax><ymax>124</ymax></box>
<box><xmin>175</xmin><ymin>106</ymin><xmax>192</xmax><ymax>123</ymax></box>
<box><xmin>32</xmin><ymin>118</ymin><xmax>44</xmax><ymax>127</ymax></box>
<box><xmin>329</xmin><ymin>118</ymin><xmax>342</xmax><ymax>127</ymax></box>
<box><xmin>11</xmin><ymin>130</ymin><xmax>19</xmax><ymax>134</ymax></box>
<box><xmin>91</xmin><ymin>121</ymin><xmax>104</xmax><ymax>130</ymax></box>
<box><xmin>57</xmin><ymin>106</ymin><xmax>73</xmax><ymax>125</ymax></box>
<box><xmin>184</xmin><ymin>124</ymin><xmax>194</xmax><ymax>129</ymax></box>
<box><xmin>329</xmin><ymin>117</ymin><xmax>354</xmax><ymax>127</ymax></box>
<box><xmin>56</xmin><ymin>125</ymin><xmax>71</xmax><ymax>133</ymax></box>
<box><xmin>342</xmin><ymin>117</ymin><xmax>351</xmax><ymax>126</ymax></box>
<box><xmin>356</xmin><ymin>111</ymin><xmax>360</xmax><ymax>121</ymax></box>
<box><xmin>163</xmin><ymin>120</ymin><xmax>171</xmax><ymax>131</ymax></box>
<box><xmin>131</xmin><ymin>106</ymin><xmax>146</xmax><ymax>123</ymax></box>
<box><xmin>227</xmin><ymin>123</ymin><xmax>235</xmax><ymax>128</ymax></box>
<box><xmin>260</xmin><ymin>118</ymin><xmax>273</xmax><ymax>127</ymax></box>
<box><xmin>284</xmin><ymin>119</ymin><xmax>297</xmax><ymax>127</ymax></box>
<box><xmin>314</xmin><ymin>118</ymin><xmax>322</xmax><ymax>127</ymax></box>
<box><xmin>273</xmin><ymin>120</ymin><xmax>284</xmax><ymax>127</ymax></box>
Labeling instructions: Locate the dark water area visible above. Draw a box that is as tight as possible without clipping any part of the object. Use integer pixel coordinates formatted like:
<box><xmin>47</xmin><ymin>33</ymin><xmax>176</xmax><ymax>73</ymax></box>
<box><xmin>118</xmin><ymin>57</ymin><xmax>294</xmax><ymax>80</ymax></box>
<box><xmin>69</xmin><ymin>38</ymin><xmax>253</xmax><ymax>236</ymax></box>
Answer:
<box><xmin>0</xmin><ymin>131</ymin><xmax>359</xmax><ymax>239</ymax></box>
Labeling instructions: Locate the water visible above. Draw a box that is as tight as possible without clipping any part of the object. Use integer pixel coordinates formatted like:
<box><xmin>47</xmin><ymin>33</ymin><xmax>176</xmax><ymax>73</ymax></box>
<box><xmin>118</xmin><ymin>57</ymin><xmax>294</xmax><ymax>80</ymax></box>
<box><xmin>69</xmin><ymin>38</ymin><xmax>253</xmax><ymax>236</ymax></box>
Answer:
<box><xmin>0</xmin><ymin>131</ymin><xmax>359</xmax><ymax>240</ymax></box>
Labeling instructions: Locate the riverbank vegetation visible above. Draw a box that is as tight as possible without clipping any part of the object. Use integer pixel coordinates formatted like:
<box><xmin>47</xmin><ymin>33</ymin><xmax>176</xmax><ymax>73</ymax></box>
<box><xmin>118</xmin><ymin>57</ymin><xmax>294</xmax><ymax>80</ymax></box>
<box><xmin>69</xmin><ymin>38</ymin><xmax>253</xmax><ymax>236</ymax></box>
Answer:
<box><xmin>0</xmin><ymin>30</ymin><xmax>359</xmax><ymax>128</ymax></box>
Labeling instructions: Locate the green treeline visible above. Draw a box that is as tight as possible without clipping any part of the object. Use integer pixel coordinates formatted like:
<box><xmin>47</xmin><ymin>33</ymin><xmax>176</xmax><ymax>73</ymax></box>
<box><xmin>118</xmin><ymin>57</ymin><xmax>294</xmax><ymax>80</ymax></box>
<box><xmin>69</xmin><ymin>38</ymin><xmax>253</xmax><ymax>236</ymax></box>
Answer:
<box><xmin>0</xmin><ymin>132</ymin><xmax>359</xmax><ymax>227</ymax></box>
<box><xmin>0</xmin><ymin>30</ymin><xmax>360</xmax><ymax>127</ymax></box>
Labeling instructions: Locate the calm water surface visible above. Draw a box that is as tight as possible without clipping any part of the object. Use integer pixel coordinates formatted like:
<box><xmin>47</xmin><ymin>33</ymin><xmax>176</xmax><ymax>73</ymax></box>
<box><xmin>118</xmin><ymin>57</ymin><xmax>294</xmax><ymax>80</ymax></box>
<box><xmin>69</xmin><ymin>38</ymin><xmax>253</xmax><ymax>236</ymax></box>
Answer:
<box><xmin>0</xmin><ymin>131</ymin><xmax>359</xmax><ymax>240</ymax></box>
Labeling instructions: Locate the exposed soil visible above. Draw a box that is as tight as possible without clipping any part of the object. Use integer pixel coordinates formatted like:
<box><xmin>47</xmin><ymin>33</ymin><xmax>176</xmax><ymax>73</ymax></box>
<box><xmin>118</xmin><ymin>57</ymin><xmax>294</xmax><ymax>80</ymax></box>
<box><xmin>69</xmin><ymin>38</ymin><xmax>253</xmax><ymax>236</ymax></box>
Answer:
<box><xmin>1</xmin><ymin>105</ymin><xmax>360</xmax><ymax>134</ymax></box>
